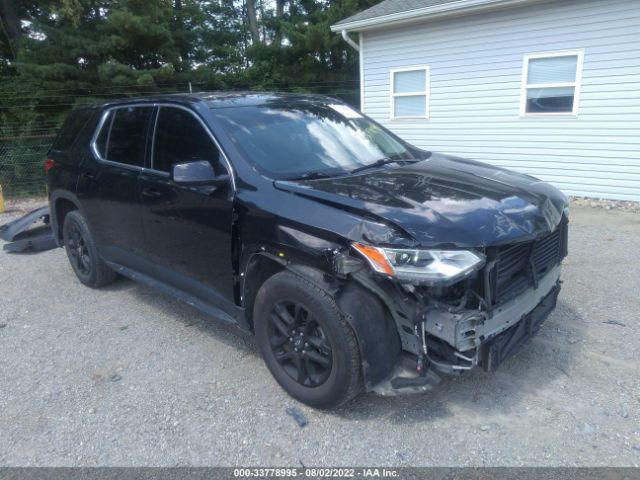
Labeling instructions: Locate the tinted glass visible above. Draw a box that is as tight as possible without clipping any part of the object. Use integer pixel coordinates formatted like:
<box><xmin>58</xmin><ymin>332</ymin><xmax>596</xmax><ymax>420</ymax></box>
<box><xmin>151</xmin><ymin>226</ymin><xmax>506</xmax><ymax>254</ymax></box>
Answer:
<box><xmin>527</xmin><ymin>86</ymin><xmax>575</xmax><ymax>113</ymax></box>
<box><xmin>52</xmin><ymin>108</ymin><xmax>93</xmax><ymax>151</ymax></box>
<box><xmin>216</xmin><ymin>103</ymin><xmax>415</xmax><ymax>179</ymax></box>
<box><xmin>103</xmin><ymin>107</ymin><xmax>152</xmax><ymax>166</ymax></box>
<box><xmin>94</xmin><ymin>110</ymin><xmax>113</xmax><ymax>158</ymax></box>
<box><xmin>153</xmin><ymin>107</ymin><xmax>220</xmax><ymax>173</ymax></box>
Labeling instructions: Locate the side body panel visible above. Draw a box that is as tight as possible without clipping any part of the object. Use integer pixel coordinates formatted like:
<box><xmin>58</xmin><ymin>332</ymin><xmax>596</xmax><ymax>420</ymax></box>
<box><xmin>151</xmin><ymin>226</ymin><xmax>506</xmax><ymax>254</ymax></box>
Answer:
<box><xmin>138</xmin><ymin>170</ymin><xmax>237</xmax><ymax>316</ymax></box>
<box><xmin>76</xmin><ymin>158</ymin><xmax>148</xmax><ymax>269</ymax></box>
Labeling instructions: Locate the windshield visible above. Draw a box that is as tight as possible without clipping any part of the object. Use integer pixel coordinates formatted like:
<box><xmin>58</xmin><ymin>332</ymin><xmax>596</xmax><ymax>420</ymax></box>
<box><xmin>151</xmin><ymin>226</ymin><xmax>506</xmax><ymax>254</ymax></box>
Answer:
<box><xmin>215</xmin><ymin>103</ymin><xmax>420</xmax><ymax>179</ymax></box>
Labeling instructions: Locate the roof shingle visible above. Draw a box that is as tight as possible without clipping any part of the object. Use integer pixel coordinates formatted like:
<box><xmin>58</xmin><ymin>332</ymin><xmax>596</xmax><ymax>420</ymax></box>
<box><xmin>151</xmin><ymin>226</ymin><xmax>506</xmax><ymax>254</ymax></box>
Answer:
<box><xmin>335</xmin><ymin>0</ymin><xmax>461</xmax><ymax>26</ymax></box>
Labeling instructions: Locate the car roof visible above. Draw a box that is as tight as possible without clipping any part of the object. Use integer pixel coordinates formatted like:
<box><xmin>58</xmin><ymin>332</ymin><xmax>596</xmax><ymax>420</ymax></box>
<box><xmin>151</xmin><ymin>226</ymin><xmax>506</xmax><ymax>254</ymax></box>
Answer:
<box><xmin>91</xmin><ymin>92</ymin><xmax>340</xmax><ymax>110</ymax></box>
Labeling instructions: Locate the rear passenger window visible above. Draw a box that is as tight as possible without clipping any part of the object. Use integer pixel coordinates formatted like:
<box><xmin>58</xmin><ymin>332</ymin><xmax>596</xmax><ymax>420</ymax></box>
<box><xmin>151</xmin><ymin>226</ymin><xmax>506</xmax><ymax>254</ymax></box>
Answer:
<box><xmin>152</xmin><ymin>107</ymin><xmax>220</xmax><ymax>173</ymax></box>
<box><xmin>52</xmin><ymin>108</ymin><xmax>93</xmax><ymax>151</ymax></box>
<box><xmin>94</xmin><ymin>106</ymin><xmax>152</xmax><ymax>167</ymax></box>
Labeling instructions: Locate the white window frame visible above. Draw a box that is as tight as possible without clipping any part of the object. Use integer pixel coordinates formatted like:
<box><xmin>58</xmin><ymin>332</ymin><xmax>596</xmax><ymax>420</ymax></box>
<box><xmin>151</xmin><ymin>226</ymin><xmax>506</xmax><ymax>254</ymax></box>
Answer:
<box><xmin>390</xmin><ymin>65</ymin><xmax>430</xmax><ymax>120</ymax></box>
<box><xmin>520</xmin><ymin>49</ymin><xmax>584</xmax><ymax>117</ymax></box>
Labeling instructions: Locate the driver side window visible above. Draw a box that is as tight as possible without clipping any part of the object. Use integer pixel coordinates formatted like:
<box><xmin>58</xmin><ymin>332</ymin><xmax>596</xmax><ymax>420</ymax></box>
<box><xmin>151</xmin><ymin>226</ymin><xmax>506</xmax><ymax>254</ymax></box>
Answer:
<box><xmin>152</xmin><ymin>107</ymin><xmax>221</xmax><ymax>173</ymax></box>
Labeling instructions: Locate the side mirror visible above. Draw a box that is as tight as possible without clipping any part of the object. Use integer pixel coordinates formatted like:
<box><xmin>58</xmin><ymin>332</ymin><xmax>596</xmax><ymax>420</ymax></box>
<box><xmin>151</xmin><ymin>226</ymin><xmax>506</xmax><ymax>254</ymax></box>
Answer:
<box><xmin>171</xmin><ymin>160</ymin><xmax>229</xmax><ymax>188</ymax></box>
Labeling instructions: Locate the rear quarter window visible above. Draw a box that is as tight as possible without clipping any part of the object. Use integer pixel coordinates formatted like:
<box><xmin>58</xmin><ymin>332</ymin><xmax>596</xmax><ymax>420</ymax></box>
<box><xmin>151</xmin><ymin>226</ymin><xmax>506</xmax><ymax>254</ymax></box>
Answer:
<box><xmin>51</xmin><ymin>108</ymin><xmax>93</xmax><ymax>151</ymax></box>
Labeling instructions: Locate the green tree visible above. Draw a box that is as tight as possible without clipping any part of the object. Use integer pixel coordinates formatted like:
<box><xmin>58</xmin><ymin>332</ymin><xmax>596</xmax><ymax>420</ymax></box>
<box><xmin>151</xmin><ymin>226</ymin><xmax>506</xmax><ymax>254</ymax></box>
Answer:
<box><xmin>1</xmin><ymin>0</ymin><xmax>382</xmax><ymax>119</ymax></box>
<box><xmin>242</xmin><ymin>0</ymin><xmax>379</xmax><ymax>103</ymax></box>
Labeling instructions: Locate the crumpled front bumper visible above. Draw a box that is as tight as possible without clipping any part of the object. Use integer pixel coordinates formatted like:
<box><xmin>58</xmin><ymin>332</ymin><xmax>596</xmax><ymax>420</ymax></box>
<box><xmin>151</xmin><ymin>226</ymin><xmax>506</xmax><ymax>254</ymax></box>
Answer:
<box><xmin>418</xmin><ymin>265</ymin><xmax>561</xmax><ymax>378</ymax></box>
<box><xmin>424</xmin><ymin>264</ymin><xmax>562</xmax><ymax>355</ymax></box>
<box><xmin>478</xmin><ymin>280</ymin><xmax>560</xmax><ymax>371</ymax></box>
<box><xmin>372</xmin><ymin>275</ymin><xmax>561</xmax><ymax>395</ymax></box>
<box><xmin>369</xmin><ymin>266</ymin><xmax>562</xmax><ymax>395</ymax></box>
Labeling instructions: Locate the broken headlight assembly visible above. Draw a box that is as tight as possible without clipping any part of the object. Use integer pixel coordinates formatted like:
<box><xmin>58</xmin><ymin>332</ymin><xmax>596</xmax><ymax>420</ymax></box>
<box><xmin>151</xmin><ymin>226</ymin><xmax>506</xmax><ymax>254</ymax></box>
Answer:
<box><xmin>352</xmin><ymin>242</ymin><xmax>485</xmax><ymax>286</ymax></box>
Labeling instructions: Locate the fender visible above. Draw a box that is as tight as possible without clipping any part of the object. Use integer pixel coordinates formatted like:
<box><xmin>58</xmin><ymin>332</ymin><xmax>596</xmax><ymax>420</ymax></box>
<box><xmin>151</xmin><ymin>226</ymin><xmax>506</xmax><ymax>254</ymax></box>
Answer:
<box><xmin>49</xmin><ymin>190</ymin><xmax>84</xmax><ymax>246</ymax></box>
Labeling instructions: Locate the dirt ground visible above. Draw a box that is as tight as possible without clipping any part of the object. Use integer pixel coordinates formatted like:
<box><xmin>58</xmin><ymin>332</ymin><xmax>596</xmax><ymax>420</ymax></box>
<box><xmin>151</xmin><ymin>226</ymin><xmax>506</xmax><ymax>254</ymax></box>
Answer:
<box><xmin>0</xmin><ymin>200</ymin><xmax>639</xmax><ymax>466</ymax></box>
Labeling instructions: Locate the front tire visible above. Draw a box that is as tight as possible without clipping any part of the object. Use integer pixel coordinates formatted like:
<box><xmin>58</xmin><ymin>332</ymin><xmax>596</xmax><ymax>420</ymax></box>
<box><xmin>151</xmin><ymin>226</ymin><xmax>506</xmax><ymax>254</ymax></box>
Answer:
<box><xmin>62</xmin><ymin>210</ymin><xmax>117</xmax><ymax>288</ymax></box>
<box><xmin>253</xmin><ymin>271</ymin><xmax>362</xmax><ymax>409</ymax></box>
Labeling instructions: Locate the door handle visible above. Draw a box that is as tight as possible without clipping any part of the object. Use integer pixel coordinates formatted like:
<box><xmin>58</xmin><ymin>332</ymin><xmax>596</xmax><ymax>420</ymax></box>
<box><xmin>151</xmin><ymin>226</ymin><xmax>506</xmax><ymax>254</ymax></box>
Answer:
<box><xmin>142</xmin><ymin>187</ymin><xmax>163</xmax><ymax>198</ymax></box>
<box><xmin>82</xmin><ymin>171</ymin><xmax>97</xmax><ymax>181</ymax></box>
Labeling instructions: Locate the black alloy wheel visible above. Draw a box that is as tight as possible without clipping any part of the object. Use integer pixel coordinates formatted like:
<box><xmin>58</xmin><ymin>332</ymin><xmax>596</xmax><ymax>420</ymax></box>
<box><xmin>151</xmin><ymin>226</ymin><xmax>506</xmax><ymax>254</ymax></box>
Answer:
<box><xmin>268</xmin><ymin>300</ymin><xmax>333</xmax><ymax>387</ymax></box>
<box><xmin>62</xmin><ymin>210</ymin><xmax>117</xmax><ymax>288</ymax></box>
<box><xmin>254</xmin><ymin>271</ymin><xmax>362</xmax><ymax>408</ymax></box>
<box><xmin>66</xmin><ymin>222</ymin><xmax>92</xmax><ymax>276</ymax></box>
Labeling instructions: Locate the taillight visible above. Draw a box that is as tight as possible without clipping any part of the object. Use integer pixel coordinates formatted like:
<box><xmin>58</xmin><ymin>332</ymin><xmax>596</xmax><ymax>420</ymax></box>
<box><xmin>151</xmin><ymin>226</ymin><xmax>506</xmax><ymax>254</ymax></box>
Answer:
<box><xmin>44</xmin><ymin>158</ymin><xmax>55</xmax><ymax>172</ymax></box>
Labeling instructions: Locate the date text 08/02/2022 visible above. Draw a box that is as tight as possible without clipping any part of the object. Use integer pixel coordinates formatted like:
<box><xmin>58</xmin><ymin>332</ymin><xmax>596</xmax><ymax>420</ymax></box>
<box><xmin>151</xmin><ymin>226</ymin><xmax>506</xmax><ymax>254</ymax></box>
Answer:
<box><xmin>233</xmin><ymin>467</ymin><xmax>400</xmax><ymax>477</ymax></box>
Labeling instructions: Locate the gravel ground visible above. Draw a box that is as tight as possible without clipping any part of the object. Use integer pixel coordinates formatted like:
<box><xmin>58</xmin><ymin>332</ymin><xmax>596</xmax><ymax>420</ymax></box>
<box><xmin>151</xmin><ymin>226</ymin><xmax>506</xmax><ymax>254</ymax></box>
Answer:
<box><xmin>0</xmin><ymin>203</ymin><xmax>639</xmax><ymax>467</ymax></box>
<box><xmin>570</xmin><ymin>196</ymin><xmax>640</xmax><ymax>214</ymax></box>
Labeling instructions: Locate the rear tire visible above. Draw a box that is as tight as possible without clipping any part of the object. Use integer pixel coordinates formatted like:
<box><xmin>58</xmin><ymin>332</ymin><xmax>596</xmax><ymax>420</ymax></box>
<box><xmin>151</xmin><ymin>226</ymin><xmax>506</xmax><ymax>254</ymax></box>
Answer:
<box><xmin>62</xmin><ymin>210</ymin><xmax>117</xmax><ymax>288</ymax></box>
<box><xmin>254</xmin><ymin>271</ymin><xmax>362</xmax><ymax>409</ymax></box>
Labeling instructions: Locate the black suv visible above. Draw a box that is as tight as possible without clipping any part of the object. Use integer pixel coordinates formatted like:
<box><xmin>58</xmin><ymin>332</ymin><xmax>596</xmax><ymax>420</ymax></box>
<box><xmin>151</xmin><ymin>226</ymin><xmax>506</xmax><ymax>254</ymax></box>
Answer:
<box><xmin>47</xmin><ymin>93</ymin><xmax>568</xmax><ymax>408</ymax></box>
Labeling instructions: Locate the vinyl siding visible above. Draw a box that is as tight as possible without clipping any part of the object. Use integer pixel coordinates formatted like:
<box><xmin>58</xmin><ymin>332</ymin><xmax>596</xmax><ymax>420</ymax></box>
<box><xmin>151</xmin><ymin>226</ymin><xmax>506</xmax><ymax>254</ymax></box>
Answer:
<box><xmin>361</xmin><ymin>0</ymin><xmax>640</xmax><ymax>200</ymax></box>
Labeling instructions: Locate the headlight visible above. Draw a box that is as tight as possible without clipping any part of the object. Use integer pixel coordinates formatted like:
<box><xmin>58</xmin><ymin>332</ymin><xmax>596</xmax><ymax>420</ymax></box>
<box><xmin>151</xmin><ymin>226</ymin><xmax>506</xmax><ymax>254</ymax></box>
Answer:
<box><xmin>352</xmin><ymin>243</ymin><xmax>485</xmax><ymax>286</ymax></box>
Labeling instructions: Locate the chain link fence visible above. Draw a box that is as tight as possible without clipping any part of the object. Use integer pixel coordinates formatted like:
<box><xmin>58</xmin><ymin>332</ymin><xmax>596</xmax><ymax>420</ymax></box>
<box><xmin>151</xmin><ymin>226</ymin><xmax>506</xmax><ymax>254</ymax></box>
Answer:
<box><xmin>0</xmin><ymin>124</ymin><xmax>57</xmax><ymax>199</ymax></box>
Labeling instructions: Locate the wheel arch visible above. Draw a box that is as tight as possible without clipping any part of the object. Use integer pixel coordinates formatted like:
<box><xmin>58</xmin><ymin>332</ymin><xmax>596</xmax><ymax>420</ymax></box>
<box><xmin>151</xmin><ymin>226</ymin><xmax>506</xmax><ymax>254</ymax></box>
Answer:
<box><xmin>335</xmin><ymin>278</ymin><xmax>402</xmax><ymax>390</ymax></box>
<box><xmin>241</xmin><ymin>252</ymin><xmax>288</xmax><ymax>330</ymax></box>
<box><xmin>50</xmin><ymin>190</ymin><xmax>83</xmax><ymax>246</ymax></box>
<box><xmin>243</xmin><ymin>253</ymin><xmax>402</xmax><ymax>390</ymax></box>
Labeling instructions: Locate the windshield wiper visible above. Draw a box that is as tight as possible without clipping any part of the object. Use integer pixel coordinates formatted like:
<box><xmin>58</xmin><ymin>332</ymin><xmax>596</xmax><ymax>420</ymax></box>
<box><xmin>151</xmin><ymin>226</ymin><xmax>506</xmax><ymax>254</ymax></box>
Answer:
<box><xmin>285</xmin><ymin>171</ymin><xmax>336</xmax><ymax>181</ymax></box>
<box><xmin>350</xmin><ymin>157</ymin><xmax>420</xmax><ymax>174</ymax></box>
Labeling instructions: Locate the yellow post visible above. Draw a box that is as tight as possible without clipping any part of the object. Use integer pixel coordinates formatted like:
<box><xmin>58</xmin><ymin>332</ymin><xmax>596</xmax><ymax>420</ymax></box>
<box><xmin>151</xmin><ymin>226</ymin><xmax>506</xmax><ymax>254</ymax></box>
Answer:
<box><xmin>0</xmin><ymin>184</ymin><xmax>5</xmax><ymax>213</ymax></box>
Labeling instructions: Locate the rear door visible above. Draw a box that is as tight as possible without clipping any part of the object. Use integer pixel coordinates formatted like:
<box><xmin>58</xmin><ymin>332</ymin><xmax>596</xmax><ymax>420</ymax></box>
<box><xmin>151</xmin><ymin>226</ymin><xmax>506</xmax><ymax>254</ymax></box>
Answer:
<box><xmin>76</xmin><ymin>105</ymin><xmax>154</xmax><ymax>270</ymax></box>
<box><xmin>139</xmin><ymin>105</ymin><xmax>236</xmax><ymax>311</ymax></box>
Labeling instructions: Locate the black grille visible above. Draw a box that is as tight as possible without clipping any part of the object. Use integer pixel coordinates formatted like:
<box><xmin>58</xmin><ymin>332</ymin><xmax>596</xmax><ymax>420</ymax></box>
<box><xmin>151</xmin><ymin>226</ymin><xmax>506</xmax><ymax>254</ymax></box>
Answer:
<box><xmin>488</xmin><ymin>219</ymin><xmax>567</xmax><ymax>305</ymax></box>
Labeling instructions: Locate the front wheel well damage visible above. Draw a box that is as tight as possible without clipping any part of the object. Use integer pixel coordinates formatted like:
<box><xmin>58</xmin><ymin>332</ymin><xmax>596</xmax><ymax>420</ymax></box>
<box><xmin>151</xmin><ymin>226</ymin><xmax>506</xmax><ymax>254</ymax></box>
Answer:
<box><xmin>242</xmin><ymin>255</ymin><xmax>402</xmax><ymax>389</ymax></box>
<box><xmin>335</xmin><ymin>278</ymin><xmax>402</xmax><ymax>389</ymax></box>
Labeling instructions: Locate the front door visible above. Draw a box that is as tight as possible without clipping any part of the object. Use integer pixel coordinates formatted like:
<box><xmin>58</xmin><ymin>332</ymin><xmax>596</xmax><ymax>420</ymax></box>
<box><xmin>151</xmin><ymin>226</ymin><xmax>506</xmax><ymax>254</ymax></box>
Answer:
<box><xmin>139</xmin><ymin>106</ymin><xmax>235</xmax><ymax>312</ymax></box>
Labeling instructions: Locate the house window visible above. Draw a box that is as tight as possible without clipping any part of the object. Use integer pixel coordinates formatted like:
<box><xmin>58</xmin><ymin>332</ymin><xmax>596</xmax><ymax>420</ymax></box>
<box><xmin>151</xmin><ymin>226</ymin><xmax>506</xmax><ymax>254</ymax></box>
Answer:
<box><xmin>521</xmin><ymin>50</ymin><xmax>584</xmax><ymax>116</ymax></box>
<box><xmin>391</xmin><ymin>66</ymin><xmax>429</xmax><ymax>119</ymax></box>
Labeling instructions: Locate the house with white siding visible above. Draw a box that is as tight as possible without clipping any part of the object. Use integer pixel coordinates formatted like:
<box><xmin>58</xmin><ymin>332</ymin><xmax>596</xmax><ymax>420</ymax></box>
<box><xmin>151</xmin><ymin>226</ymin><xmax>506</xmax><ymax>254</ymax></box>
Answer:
<box><xmin>331</xmin><ymin>0</ymin><xmax>640</xmax><ymax>200</ymax></box>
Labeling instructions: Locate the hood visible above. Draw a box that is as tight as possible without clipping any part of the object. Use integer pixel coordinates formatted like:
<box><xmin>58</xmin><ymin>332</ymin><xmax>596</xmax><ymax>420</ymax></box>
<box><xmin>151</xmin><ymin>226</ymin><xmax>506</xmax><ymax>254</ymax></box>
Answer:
<box><xmin>274</xmin><ymin>153</ymin><xmax>568</xmax><ymax>248</ymax></box>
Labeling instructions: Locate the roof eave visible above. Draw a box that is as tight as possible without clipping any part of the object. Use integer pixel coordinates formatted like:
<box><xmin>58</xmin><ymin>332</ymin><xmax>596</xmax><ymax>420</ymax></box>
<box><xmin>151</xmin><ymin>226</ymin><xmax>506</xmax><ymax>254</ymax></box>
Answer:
<box><xmin>330</xmin><ymin>0</ymin><xmax>535</xmax><ymax>33</ymax></box>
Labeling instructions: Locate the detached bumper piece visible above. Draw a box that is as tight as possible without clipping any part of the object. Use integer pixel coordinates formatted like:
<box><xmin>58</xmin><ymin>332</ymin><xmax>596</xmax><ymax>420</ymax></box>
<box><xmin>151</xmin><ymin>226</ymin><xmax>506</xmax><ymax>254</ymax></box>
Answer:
<box><xmin>371</xmin><ymin>354</ymin><xmax>441</xmax><ymax>396</ymax></box>
<box><xmin>479</xmin><ymin>282</ymin><xmax>560</xmax><ymax>372</ymax></box>
<box><xmin>0</xmin><ymin>206</ymin><xmax>57</xmax><ymax>253</ymax></box>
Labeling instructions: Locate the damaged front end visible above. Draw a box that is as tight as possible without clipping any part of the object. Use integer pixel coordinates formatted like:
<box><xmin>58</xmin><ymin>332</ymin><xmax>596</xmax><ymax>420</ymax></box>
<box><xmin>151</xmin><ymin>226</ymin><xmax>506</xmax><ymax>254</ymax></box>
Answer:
<box><xmin>334</xmin><ymin>215</ymin><xmax>569</xmax><ymax>395</ymax></box>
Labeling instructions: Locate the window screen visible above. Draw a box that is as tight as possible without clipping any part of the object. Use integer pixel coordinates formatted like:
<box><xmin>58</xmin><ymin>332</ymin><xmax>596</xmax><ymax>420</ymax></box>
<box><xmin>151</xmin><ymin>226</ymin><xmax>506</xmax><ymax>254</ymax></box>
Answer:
<box><xmin>528</xmin><ymin>56</ymin><xmax>578</xmax><ymax>84</ymax></box>
<box><xmin>152</xmin><ymin>107</ymin><xmax>220</xmax><ymax>173</ymax></box>
<box><xmin>392</xmin><ymin>68</ymin><xmax>429</xmax><ymax>119</ymax></box>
